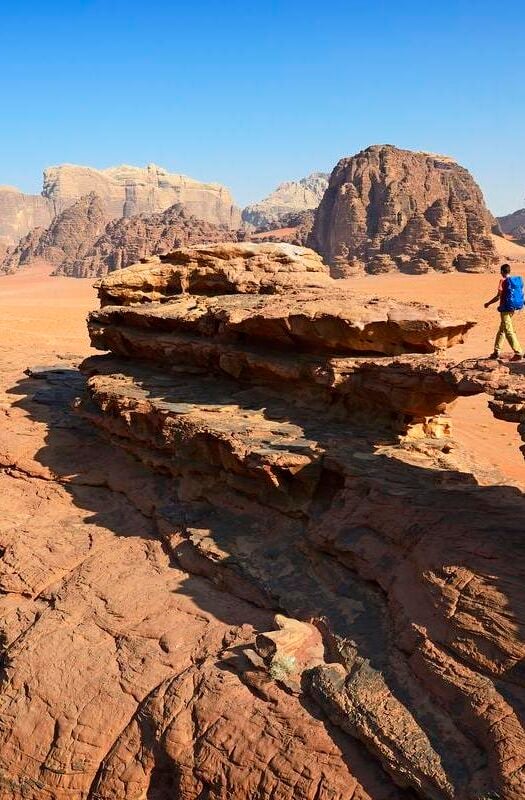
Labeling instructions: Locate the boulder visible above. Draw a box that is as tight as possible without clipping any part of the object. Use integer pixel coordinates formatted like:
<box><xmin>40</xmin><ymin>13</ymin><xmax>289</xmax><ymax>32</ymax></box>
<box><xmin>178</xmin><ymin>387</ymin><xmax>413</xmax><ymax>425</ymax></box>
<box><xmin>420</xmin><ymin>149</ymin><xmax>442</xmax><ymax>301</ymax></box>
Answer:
<box><xmin>94</xmin><ymin>242</ymin><xmax>332</xmax><ymax>305</ymax></box>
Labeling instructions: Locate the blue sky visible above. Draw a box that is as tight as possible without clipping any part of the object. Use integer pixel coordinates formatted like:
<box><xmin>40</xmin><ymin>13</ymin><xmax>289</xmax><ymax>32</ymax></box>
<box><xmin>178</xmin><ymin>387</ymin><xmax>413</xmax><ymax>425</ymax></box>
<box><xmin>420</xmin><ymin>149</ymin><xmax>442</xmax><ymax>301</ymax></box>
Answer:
<box><xmin>0</xmin><ymin>0</ymin><xmax>524</xmax><ymax>213</ymax></box>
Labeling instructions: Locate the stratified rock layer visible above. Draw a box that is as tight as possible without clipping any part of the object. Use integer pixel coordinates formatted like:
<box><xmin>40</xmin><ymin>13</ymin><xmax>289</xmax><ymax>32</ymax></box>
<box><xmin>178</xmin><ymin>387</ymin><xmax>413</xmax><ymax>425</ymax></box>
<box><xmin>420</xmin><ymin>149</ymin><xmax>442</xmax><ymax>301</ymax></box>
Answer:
<box><xmin>43</xmin><ymin>162</ymin><xmax>241</xmax><ymax>228</ymax></box>
<box><xmin>1</xmin><ymin>244</ymin><xmax>524</xmax><ymax>800</ymax></box>
<box><xmin>94</xmin><ymin>242</ymin><xmax>334</xmax><ymax>304</ymax></box>
<box><xmin>0</xmin><ymin>163</ymin><xmax>240</xmax><ymax>248</ymax></box>
<box><xmin>309</xmin><ymin>145</ymin><xmax>499</xmax><ymax>275</ymax></box>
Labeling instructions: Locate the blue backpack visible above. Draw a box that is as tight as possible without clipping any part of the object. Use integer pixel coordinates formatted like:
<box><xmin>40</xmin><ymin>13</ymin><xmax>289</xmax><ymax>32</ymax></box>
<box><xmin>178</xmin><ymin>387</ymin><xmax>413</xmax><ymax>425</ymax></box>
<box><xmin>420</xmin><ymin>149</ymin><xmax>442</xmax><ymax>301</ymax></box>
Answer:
<box><xmin>500</xmin><ymin>275</ymin><xmax>525</xmax><ymax>312</ymax></box>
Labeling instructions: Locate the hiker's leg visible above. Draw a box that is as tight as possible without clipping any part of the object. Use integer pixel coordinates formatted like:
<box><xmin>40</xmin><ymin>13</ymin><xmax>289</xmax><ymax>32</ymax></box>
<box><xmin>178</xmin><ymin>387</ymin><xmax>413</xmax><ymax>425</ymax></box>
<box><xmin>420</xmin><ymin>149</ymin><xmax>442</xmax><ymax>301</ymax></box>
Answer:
<box><xmin>494</xmin><ymin>314</ymin><xmax>506</xmax><ymax>354</ymax></box>
<box><xmin>502</xmin><ymin>312</ymin><xmax>523</xmax><ymax>354</ymax></box>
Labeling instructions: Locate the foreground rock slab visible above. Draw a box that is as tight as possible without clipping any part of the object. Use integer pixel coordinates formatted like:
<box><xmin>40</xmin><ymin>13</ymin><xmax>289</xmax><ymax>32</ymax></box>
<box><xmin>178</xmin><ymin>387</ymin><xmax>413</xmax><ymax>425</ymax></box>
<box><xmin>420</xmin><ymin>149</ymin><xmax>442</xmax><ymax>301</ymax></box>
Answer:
<box><xmin>1</xmin><ymin>244</ymin><xmax>524</xmax><ymax>799</ymax></box>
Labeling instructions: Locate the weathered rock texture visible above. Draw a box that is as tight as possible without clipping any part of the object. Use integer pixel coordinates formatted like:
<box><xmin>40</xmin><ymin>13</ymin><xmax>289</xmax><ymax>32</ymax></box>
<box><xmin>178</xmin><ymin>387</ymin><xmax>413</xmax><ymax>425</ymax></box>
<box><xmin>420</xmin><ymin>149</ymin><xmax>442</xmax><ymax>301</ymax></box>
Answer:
<box><xmin>0</xmin><ymin>164</ymin><xmax>240</xmax><ymax>247</ymax></box>
<box><xmin>243</xmin><ymin>172</ymin><xmax>328</xmax><ymax>229</ymax></box>
<box><xmin>0</xmin><ymin>194</ymin><xmax>108</xmax><ymax>274</ymax></box>
<box><xmin>54</xmin><ymin>204</ymin><xmax>242</xmax><ymax>278</ymax></box>
<box><xmin>309</xmin><ymin>145</ymin><xmax>499</xmax><ymax>276</ymax></box>
<box><xmin>250</xmin><ymin>209</ymin><xmax>316</xmax><ymax>246</ymax></box>
<box><xmin>498</xmin><ymin>208</ymin><xmax>525</xmax><ymax>244</ymax></box>
<box><xmin>43</xmin><ymin>162</ymin><xmax>241</xmax><ymax>228</ymax></box>
<box><xmin>0</xmin><ymin>186</ymin><xmax>53</xmax><ymax>246</ymax></box>
<box><xmin>0</xmin><ymin>199</ymin><xmax>243</xmax><ymax>278</ymax></box>
<box><xmin>1</xmin><ymin>243</ymin><xmax>525</xmax><ymax>799</ymax></box>
<box><xmin>94</xmin><ymin>242</ymin><xmax>335</xmax><ymax>304</ymax></box>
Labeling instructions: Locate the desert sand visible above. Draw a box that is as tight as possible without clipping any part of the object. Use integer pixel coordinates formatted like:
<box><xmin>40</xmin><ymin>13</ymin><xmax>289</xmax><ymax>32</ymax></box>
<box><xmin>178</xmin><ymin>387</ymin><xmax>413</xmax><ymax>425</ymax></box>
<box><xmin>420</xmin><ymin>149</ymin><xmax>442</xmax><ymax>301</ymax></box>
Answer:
<box><xmin>1</xmin><ymin>257</ymin><xmax>524</xmax><ymax>492</ymax></box>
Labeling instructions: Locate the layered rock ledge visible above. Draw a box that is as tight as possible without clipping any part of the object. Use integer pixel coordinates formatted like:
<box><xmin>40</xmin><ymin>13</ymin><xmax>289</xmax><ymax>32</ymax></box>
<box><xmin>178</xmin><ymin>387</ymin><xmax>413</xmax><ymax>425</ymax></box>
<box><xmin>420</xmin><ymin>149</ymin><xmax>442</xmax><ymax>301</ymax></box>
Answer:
<box><xmin>63</xmin><ymin>243</ymin><xmax>525</xmax><ymax>799</ymax></box>
<box><xmin>1</xmin><ymin>243</ymin><xmax>524</xmax><ymax>800</ymax></box>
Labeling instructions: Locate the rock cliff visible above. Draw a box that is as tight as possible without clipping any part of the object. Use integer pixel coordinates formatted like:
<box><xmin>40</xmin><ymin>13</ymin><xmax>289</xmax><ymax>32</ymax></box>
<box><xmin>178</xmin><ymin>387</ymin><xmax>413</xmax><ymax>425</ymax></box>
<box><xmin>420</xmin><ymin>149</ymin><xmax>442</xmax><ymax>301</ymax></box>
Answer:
<box><xmin>498</xmin><ymin>208</ymin><xmax>525</xmax><ymax>244</ymax></box>
<box><xmin>43</xmin><ymin>162</ymin><xmax>241</xmax><ymax>228</ymax></box>
<box><xmin>1</xmin><ymin>194</ymin><xmax>108</xmax><ymax>274</ymax></box>
<box><xmin>1</xmin><ymin>243</ymin><xmax>524</xmax><ymax>799</ymax></box>
<box><xmin>1</xmin><ymin>198</ymin><xmax>242</xmax><ymax>278</ymax></box>
<box><xmin>0</xmin><ymin>164</ymin><xmax>240</xmax><ymax>247</ymax></box>
<box><xmin>0</xmin><ymin>186</ymin><xmax>53</xmax><ymax>246</ymax></box>
<box><xmin>308</xmin><ymin>145</ymin><xmax>499</xmax><ymax>276</ymax></box>
<box><xmin>243</xmin><ymin>172</ymin><xmax>328</xmax><ymax>229</ymax></box>
<box><xmin>55</xmin><ymin>203</ymin><xmax>242</xmax><ymax>278</ymax></box>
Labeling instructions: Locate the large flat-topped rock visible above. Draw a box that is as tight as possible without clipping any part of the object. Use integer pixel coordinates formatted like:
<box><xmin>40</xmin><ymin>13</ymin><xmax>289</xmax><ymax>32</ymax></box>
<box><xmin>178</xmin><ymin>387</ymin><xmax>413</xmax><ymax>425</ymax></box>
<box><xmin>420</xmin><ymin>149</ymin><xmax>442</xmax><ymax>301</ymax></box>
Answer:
<box><xmin>96</xmin><ymin>242</ymin><xmax>331</xmax><ymax>305</ymax></box>
<box><xmin>90</xmin><ymin>291</ymin><xmax>475</xmax><ymax>355</ymax></box>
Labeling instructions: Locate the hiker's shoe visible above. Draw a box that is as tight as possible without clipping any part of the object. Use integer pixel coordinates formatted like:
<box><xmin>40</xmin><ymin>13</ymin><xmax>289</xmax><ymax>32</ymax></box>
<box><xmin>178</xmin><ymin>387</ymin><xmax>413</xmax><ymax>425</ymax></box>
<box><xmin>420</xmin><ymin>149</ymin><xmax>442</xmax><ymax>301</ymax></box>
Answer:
<box><xmin>511</xmin><ymin>353</ymin><xmax>523</xmax><ymax>362</ymax></box>
<box><xmin>489</xmin><ymin>351</ymin><xmax>501</xmax><ymax>359</ymax></box>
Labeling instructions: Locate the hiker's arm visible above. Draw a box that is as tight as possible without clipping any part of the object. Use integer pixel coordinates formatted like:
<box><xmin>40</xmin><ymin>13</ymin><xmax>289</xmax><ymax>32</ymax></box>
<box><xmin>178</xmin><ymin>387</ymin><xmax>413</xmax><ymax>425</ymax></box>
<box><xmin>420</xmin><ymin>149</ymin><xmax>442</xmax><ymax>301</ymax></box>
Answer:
<box><xmin>484</xmin><ymin>294</ymin><xmax>499</xmax><ymax>308</ymax></box>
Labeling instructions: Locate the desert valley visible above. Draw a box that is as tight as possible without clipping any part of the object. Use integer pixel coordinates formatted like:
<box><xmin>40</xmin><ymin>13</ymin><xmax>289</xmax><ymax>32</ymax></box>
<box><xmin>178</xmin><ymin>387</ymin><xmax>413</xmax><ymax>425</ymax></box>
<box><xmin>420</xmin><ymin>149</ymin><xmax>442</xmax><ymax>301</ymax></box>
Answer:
<box><xmin>0</xmin><ymin>139</ymin><xmax>525</xmax><ymax>800</ymax></box>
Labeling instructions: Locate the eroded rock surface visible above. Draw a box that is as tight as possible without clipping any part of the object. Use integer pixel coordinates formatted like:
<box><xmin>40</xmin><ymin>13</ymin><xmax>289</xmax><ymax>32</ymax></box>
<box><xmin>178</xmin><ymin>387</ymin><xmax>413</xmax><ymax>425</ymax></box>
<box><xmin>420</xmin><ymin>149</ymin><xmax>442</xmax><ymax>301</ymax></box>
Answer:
<box><xmin>309</xmin><ymin>145</ymin><xmax>499</xmax><ymax>276</ymax></box>
<box><xmin>0</xmin><ymin>186</ymin><xmax>53</xmax><ymax>247</ymax></box>
<box><xmin>54</xmin><ymin>204</ymin><xmax>242</xmax><ymax>278</ymax></box>
<box><xmin>242</xmin><ymin>172</ymin><xmax>328</xmax><ymax>230</ymax></box>
<box><xmin>1</xmin><ymin>244</ymin><xmax>524</xmax><ymax>800</ymax></box>
<box><xmin>498</xmin><ymin>208</ymin><xmax>525</xmax><ymax>244</ymax></box>
<box><xmin>1</xmin><ymin>194</ymin><xmax>108</xmax><ymax>274</ymax></box>
<box><xmin>0</xmin><ymin>163</ymin><xmax>240</xmax><ymax>249</ymax></box>
<box><xmin>94</xmin><ymin>242</ymin><xmax>333</xmax><ymax>304</ymax></box>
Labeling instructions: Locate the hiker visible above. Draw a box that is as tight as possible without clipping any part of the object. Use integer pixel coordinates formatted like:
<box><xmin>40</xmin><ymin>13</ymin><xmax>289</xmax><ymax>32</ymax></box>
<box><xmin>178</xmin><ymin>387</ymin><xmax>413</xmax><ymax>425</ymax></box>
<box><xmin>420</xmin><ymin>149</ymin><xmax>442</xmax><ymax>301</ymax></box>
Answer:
<box><xmin>484</xmin><ymin>263</ymin><xmax>524</xmax><ymax>361</ymax></box>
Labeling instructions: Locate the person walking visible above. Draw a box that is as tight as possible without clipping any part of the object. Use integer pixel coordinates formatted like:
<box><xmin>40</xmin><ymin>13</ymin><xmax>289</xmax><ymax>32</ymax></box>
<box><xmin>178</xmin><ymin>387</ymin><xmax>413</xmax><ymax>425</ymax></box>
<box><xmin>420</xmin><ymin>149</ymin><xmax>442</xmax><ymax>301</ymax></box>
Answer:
<box><xmin>484</xmin><ymin>263</ymin><xmax>524</xmax><ymax>361</ymax></box>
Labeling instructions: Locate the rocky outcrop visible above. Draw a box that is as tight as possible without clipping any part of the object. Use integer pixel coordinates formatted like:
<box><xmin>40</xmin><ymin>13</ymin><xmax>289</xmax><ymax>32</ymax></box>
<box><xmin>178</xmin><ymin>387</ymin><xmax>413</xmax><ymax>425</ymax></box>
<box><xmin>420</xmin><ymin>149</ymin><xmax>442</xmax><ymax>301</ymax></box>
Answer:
<box><xmin>243</xmin><ymin>172</ymin><xmax>328</xmax><ymax>229</ymax></box>
<box><xmin>1</xmin><ymin>243</ymin><xmax>524</xmax><ymax>799</ymax></box>
<box><xmin>44</xmin><ymin>242</ymin><xmax>521</xmax><ymax>800</ymax></box>
<box><xmin>309</xmin><ymin>145</ymin><xmax>499</xmax><ymax>276</ymax></box>
<box><xmin>0</xmin><ymin>186</ymin><xmax>53</xmax><ymax>247</ymax></box>
<box><xmin>94</xmin><ymin>242</ymin><xmax>334</xmax><ymax>304</ymax></box>
<box><xmin>250</xmin><ymin>209</ymin><xmax>315</xmax><ymax>246</ymax></box>
<box><xmin>0</xmin><ymin>199</ymin><xmax>244</xmax><ymax>278</ymax></box>
<box><xmin>54</xmin><ymin>204</ymin><xmax>242</xmax><ymax>278</ymax></box>
<box><xmin>1</xmin><ymin>194</ymin><xmax>108</xmax><ymax>274</ymax></box>
<box><xmin>43</xmin><ymin>162</ymin><xmax>241</xmax><ymax>228</ymax></box>
<box><xmin>0</xmin><ymin>164</ymin><xmax>240</xmax><ymax>248</ymax></box>
<box><xmin>498</xmin><ymin>208</ymin><xmax>525</xmax><ymax>244</ymax></box>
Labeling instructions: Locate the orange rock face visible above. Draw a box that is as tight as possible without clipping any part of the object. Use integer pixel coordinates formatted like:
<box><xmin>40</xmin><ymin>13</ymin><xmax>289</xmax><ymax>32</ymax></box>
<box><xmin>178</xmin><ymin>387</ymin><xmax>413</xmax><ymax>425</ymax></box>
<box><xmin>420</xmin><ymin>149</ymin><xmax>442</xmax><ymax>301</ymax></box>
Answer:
<box><xmin>308</xmin><ymin>145</ymin><xmax>499</xmax><ymax>276</ymax></box>
<box><xmin>0</xmin><ymin>248</ymin><xmax>525</xmax><ymax>800</ymax></box>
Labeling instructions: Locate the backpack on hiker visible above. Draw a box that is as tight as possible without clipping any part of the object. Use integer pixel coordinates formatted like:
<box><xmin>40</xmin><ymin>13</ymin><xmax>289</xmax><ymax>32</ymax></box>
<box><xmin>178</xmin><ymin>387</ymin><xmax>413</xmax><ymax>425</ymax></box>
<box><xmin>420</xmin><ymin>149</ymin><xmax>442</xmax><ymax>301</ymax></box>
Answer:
<box><xmin>500</xmin><ymin>275</ymin><xmax>525</xmax><ymax>312</ymax></box>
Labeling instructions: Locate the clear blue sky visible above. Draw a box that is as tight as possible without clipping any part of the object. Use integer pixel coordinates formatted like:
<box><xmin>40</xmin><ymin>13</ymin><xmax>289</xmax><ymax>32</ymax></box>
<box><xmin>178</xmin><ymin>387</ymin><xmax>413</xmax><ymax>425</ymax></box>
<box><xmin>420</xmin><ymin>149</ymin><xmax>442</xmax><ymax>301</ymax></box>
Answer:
<box><xmin>0</xmin><ymin>0</ymin><xmax>524</xmax><ymax>213</ymax></box>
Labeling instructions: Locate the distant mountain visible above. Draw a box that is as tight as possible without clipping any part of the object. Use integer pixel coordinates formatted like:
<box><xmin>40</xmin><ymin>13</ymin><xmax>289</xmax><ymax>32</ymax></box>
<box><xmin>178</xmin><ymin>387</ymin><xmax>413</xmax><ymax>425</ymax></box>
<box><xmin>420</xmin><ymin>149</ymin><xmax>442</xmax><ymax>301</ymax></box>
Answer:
<box><xmin>308</xmin><ymin>144</ymin><xmax>499</xmax><ymax>276</ymax></box>
<box><xmin>1</xmin><ymin>194</ymin><xmax>241</xmax><ymax>278</ymax></box>
<box><xmin>56</xmin><ymin>201</ymin><xmax>241</xmax><ymax>278</ymax></box>
<box><xmin>1</xmin><ymin>194</ymin><xmax>108</xmax><ymax>274</ymax></box>
<box><xmin>0</xmin><ymin>163</ymin><xmax>240</xmax><ymax>246</ymax></box>
<box><xmin>498</xmin><ymin>208</ymin><xmax>525</xmax><ymax>244</ymax></box>
<box><xmin>242</xmin><ymin>172</ymin><xmax>329</xmax><ymax>230</ymax></box>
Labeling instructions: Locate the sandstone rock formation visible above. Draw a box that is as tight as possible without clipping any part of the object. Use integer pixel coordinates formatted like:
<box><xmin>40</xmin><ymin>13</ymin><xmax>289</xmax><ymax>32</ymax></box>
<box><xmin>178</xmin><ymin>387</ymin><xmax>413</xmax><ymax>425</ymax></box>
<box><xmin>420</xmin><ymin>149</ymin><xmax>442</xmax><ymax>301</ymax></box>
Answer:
<box><xmin>1</xmin><ymin>194</ymin><xmax>108</xmax><ymax>274</ymax></box>
<box><xmin>94</xmin><ymin>242</ymin><xmax>334</xmax><ymax>304</ymax></box>
<box><xmin>1</xmin><ymin>243</ymin><xmax>525</xmax><ymax>799</ymax></box>
<box><xmin>0</xmin><ymin>164</ymin><xmax>240</xmax><ymax>247</ymax></box>
<box><xmin>309</xmin><ymin>145</ymin><xmax>499</xmax><ymax>276</ymax></box>
<box><xmin>42</xmin><ymin>162</ymin><xmax>241</xmax><ymax>228</ymax></box>
<box><xmin>243</xmin><ymin>172</ymin><xmax>328</xmax><ymax>229</ymax></box>
<box><xmin>55</xmin><ymin>204</ymin><xmax>242</xmax><ymax>278</ymax></box>
<box><xmin>498</xmin><ymin>208</ymin><xmax>525</xmax><ymax>244</ymax></box>
<box><xmin>250</xmin><ymin>209</ymin><xmax>315</xmax><ymax>246</ymax></box>
<box><xmin>0</xmin><ymin>199</ymin><xmax>243</xmax><ymax>278</ymax></box>
<box><xmin>0</xmin><ymin>185</ymin><xmax>52</xmax><ymax>246</ymax></box>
